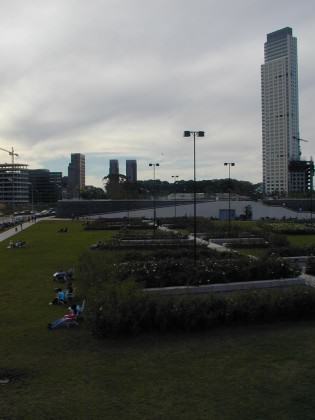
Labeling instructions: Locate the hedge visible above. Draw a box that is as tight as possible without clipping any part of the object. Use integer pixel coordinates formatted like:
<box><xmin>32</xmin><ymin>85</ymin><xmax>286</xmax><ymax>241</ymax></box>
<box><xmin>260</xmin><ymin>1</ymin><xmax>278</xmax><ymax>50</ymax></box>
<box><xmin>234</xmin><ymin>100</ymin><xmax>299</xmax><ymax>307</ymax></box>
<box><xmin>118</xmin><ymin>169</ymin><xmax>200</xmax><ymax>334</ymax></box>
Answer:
<box><xmin>89</xmin><ymin>282</ymin><xmax>315</xmax><ymax>337</ymax></box>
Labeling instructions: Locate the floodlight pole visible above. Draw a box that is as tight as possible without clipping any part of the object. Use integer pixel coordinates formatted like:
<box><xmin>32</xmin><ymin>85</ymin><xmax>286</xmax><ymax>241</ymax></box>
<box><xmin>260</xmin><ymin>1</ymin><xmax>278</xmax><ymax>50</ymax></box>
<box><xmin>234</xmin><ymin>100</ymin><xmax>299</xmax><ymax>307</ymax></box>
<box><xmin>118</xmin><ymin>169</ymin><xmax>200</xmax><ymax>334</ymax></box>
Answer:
<box><xmin>184</xmin><ymin>130</ymin><xmax>205</xmax><ymax>266</ymax></box>
<box><xmin>149</xmin><ymin>163</ymin><xmax>159</xmax><ymax>228</ymax></box>
<box><xmin>171</xmin><ymin>175</ymin><xmax>179</xmax><ymax>218</ymax></box>
<box><xmin>224</xmin><ymin>162</ymin><xmax>235</xmax><ymax>237</ymax></box>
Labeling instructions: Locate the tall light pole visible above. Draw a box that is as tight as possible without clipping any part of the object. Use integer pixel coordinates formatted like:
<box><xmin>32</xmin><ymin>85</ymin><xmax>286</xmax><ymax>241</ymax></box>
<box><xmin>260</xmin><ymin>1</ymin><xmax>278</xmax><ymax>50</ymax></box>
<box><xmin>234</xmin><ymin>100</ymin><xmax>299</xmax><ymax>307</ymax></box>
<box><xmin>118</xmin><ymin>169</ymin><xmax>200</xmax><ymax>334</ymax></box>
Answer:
<box><xmin>27</xmin><ymin>182</ymin><xmax>34</xmax><ymax>213</ymax></box>
<box><xmin>224</xmin><ymin>162</ymin><xmax>235</xmax><ymax>237</ymax></box>
<box><xmin>171</xmin><ymin>175</ymin><xmax>179</xmax><ymax>218</ymax></box>
<box><xmin>149</xmin><ymin>163</ymin><xmax>159</xmax><ymax>228</ymax></box>
<box><xmin>184</xmin><ymin>130</ymin><xmax>205</xmax><ymax>265</ymax></box>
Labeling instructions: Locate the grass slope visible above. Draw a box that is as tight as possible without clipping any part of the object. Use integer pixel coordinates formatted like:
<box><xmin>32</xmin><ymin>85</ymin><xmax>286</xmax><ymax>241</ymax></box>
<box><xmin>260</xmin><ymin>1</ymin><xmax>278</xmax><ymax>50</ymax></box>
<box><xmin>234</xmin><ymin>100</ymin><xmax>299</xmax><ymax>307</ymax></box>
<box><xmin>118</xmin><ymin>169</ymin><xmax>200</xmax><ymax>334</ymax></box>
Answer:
<box><xmin>1</xmin><ymin>221</ymin><xmax>315</xmax><ymax>419</ymax></box>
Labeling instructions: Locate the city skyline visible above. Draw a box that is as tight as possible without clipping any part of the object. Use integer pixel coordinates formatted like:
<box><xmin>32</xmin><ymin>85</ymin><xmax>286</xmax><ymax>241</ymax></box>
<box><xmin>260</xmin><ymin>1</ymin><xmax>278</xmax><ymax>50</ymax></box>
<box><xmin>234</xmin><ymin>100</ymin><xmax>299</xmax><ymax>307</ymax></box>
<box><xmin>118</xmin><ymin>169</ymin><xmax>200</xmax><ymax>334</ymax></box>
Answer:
<box><xmin>0</xmin><ymin>1</ymin><xmax>314</xmax><ymax>188</ymax></box>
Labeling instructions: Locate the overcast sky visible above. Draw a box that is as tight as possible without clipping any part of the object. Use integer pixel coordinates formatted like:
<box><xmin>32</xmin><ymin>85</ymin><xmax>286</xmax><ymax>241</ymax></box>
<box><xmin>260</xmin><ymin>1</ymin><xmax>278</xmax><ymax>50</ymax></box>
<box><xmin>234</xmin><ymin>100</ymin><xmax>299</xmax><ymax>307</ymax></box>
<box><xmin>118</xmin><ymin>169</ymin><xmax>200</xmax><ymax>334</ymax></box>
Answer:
<box><xmin>0</xmin><ymin>0</ymin><xmax>314</xmax><ymax>187</ymax></box>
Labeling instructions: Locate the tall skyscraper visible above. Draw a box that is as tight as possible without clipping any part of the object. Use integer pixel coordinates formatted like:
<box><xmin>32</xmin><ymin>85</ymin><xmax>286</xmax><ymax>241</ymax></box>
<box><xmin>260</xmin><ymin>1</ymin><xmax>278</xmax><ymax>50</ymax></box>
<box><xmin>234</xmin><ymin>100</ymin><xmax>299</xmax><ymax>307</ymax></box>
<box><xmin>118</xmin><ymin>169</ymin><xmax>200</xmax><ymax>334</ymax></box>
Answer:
<box><xmin>109</xmin><ymin>159</ymin><xmax>119</xmax><ymax>177</ymax></box>
<box><xmin>126</xmin><ymin>160</ymin><xmax>137</xmax><ymax>183</ymax></box>
<box><xmin>67</xmin><ymin>153</ymin><xmax>85</xmax><ymax>198</ymax></box>
<box><xmin>261</xmin><ymin>27</ymin><xmax>300</xmax><ymax>195</ymax></box>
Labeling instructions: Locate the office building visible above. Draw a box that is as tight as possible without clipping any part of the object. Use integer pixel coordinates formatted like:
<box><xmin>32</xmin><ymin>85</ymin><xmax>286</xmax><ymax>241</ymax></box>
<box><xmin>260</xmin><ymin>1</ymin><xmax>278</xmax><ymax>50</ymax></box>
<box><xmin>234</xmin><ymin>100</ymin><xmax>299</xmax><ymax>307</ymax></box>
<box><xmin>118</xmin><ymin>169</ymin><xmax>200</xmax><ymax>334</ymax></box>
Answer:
<box><xmin>28</xmin><ymin>169</ymin><xmax>62</xmax><ymax>203</ymax></box>
<box><xmin>126</xmin><ymin>160</ymin><xmax>137</xmax><ymax>183</ymax></box>
<box><xmin>261</xmin><ymin>27</ymin><xmax>301</xmax><ymax>195</ymax></box>
<box><xmin>109</xmin><ymin>159</ymin><xmax>119</xmax><ymax>177</ymax></box>
<box><xmin>67</xmin><ymin>153</ymin><xmax>85</xmax><ymax>198</ymax></box>
<box><xmin>0</xmin><ymin>163</ymin><xmax>29</xmax><ymax>204</ymax></box>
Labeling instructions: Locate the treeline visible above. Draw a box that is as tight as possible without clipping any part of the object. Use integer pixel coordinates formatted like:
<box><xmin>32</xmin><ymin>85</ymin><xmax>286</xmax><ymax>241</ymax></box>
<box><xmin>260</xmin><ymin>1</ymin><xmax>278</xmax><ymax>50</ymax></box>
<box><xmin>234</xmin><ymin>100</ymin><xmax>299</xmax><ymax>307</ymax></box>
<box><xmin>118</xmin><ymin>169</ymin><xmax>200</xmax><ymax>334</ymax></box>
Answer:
<box><xmin>138</xmin><ymin>178</ymin><xmax>261</xmax><ymax>198</ymax></box>
<box><xmin>81</xmin><ymin>179</ymin><xmax>262</xmax><ymax>200</ymax></box>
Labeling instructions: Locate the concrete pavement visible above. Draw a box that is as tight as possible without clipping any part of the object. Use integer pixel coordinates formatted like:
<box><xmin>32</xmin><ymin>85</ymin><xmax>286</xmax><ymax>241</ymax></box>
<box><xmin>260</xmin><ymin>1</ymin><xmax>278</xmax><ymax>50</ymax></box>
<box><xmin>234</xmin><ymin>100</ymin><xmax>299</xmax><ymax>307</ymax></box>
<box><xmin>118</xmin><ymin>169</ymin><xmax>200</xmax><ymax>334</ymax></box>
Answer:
<box><xmin>0</xmin><ymin>220</ymin><xmax>37</xmax><ymax>242</ymax></box>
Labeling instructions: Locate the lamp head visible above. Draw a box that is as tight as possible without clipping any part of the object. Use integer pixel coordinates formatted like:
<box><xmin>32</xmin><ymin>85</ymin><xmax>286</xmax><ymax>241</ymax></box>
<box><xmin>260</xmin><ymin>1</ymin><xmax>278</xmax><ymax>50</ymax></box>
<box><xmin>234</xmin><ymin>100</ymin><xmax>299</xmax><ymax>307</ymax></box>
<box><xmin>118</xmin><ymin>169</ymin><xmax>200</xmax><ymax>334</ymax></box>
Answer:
<box><xmin>197</xmin><ymin>131</ymin><xmax>205</xmax><ymax>137</ymax></box>
<box><xmin>184</xmin><ymin>131</ymin><xmax>191</xmax><ymax>137</ymax></box>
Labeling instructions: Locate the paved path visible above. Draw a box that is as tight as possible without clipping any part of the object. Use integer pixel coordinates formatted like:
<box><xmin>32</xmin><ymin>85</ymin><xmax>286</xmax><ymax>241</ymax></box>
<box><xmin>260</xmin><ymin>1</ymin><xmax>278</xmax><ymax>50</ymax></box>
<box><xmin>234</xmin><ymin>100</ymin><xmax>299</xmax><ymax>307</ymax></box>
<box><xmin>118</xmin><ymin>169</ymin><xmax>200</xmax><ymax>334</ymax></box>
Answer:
<box><xmin>159</xmin><ymin>225</ymin><xmax>232</xmax><ymax>253</ymax></box>
<box><xmin>0</xmin><ymin>217</ymin><xmax>73</xmax><ymax>243</ymax></box>
<box><xmin>0</xmin><ymin>220</ymin><xmax>37</xmax><ymax>242</ymax></box>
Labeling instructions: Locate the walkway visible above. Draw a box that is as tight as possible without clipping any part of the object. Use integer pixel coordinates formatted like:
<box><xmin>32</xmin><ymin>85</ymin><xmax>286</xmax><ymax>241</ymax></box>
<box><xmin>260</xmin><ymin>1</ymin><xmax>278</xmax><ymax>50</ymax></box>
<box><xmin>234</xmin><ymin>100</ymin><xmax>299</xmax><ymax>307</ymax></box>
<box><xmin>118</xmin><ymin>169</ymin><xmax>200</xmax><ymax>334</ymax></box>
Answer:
<box><xmin>159</xmin><ymin>225</ymin><xmax>231</xmax><ymax>253</ymax></box>
<box><xmin>0</xmin><ymin>220</ymin><xmax>37</xmax><ymax>242</ymax></box>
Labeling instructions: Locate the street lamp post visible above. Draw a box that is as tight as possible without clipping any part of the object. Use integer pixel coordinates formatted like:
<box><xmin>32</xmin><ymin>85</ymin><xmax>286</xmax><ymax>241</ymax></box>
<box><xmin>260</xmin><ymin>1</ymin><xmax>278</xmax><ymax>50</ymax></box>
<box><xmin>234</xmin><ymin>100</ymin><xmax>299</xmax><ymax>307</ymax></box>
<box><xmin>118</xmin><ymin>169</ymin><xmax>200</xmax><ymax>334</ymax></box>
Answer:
<box><xmin>27</xmin><ymin>182</ymin><xmax>34</xmax><ymax>213</ymax></box>
<box><xmin>149</xmin><ymin>163</ymin><xmax>159</xmax><ymax>228</ymax></box>
<box><xmin>184</xmin><ymin>130</ymin><xmax>205</xmax><ymax>265</ymax></box>
<box><xmin>171</xmin><ymin>175</ymin><xmax>179</xmax><ymax>218</ymax></box>
<box><xmin>224</xmin><ymin>162</ymin><xmax>235</xmax><ymax>237</ymax></box>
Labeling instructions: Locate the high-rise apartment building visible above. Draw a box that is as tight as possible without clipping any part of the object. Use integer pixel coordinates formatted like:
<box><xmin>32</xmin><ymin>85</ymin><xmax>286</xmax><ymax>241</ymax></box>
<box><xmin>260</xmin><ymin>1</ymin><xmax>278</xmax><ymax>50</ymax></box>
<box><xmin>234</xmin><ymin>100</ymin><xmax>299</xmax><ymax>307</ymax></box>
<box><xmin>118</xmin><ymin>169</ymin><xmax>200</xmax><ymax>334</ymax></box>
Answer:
<box><xmin>126</xmin><ymin>160</ymin><xmax>137</xmax><ymax>183</ymax></box>
<box><xmin>261</xmin><ymin>27</ymin><xmax>301</xmax><ymax>195</ymax></box>
<box><xmin>67</xmin><ymin>153</ymin><xmax>85</xmax><ymax>198</ymax></box>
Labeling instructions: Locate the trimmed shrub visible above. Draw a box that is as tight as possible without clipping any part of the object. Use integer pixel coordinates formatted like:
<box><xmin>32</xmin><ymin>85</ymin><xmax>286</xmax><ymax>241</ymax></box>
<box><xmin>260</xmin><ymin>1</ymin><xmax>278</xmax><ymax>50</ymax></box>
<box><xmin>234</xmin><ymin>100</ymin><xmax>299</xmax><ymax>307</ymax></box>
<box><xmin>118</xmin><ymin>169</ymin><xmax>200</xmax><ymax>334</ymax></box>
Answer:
<box><xmin>90</xmin><ymin>283</ymin><xmax>315</xmax><ymax>337</ymax></box>
<box><xmin>306</xmin><ymin>257</ymin><xmax>315</xmax><ymax>275</ymax></box>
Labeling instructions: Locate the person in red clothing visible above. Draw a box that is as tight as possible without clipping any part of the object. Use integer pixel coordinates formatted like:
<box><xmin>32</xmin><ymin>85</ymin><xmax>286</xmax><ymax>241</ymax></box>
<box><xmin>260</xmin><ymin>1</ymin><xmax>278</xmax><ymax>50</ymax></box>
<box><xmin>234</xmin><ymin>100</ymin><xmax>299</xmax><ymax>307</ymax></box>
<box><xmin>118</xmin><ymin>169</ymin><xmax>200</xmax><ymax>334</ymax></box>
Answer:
<box><xmin>48</xmin><ymin>304</ymin><xmax>78</xmax><ymax>330</ymax></box>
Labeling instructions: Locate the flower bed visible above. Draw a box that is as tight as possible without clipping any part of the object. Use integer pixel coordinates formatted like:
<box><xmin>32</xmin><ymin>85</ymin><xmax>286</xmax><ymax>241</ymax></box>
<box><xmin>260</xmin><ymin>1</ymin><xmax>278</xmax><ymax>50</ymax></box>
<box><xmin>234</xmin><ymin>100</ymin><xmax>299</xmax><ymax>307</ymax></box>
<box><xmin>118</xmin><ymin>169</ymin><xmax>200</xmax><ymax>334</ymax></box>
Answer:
<box><xmin>112</xmin><ymin>255</ymin><xmax>300</xmax><ymax>288</ymax></box>
<box><xmin>84</xmin><ymin>219</ymin><xmax>152</xmax><ymax>230</ymax></box>
<box><xmin>264</xmin><ymin>222</ymin><xmax>315</xmax><ymax>235</ymax></box>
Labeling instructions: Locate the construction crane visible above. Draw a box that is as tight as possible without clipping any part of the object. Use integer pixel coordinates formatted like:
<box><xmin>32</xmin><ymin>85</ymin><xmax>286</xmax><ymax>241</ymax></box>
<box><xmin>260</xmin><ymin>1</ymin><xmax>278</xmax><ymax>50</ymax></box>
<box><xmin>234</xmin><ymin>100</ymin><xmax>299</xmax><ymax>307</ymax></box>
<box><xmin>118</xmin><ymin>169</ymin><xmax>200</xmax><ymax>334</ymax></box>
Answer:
<box><xmin>293</xmin><ymin>135</ymin><xmax>309</xmax><ymax>142</ymax></box>
<box><xmin>293</xmin><ymin>136</ymin><xmax>309</xmax><ymax>157</ymax></box>
<box><xmin>0</xmin><ymin>146</ymin><xmax>18</xmax><ymax>166</ymax></box>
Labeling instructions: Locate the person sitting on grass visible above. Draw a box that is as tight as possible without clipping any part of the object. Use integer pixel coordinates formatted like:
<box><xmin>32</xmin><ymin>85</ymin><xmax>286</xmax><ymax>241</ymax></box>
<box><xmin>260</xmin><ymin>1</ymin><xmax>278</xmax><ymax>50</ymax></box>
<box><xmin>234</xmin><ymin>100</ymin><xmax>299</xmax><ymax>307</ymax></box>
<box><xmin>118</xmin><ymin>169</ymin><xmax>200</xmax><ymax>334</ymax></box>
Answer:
<box><xmin>48</xmin><ymin>304</ymin><xmax>78</xmax><ymax>330</ymax></box>
<box><xmin>15</xmin><ymin>240</ymin><xmax>26</xmax><ymax>248</ymax></box>
<box><xmin>49</xmin><ymin>288</ymin><xmax>66</xmax><ymax>305</ymax></box>
<box><xmin>64</xmin><ymin>283</ymin><xmax>74</xmax><ymax>302</ymax></box>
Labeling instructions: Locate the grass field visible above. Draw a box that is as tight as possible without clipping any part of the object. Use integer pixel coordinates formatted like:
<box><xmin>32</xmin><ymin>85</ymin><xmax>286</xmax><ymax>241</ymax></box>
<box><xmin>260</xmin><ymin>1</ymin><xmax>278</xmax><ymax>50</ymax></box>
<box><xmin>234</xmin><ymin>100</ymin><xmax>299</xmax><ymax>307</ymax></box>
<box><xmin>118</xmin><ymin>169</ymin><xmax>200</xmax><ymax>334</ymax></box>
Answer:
<box><xmin>287</xmin><ymin>234</ymin><xmax>315</xmax><ymax>247</ymax></box>
<box><xmin>2</xmin><ymin>220</ymin><xmax>315</xmax><ymax>419</ymax></box>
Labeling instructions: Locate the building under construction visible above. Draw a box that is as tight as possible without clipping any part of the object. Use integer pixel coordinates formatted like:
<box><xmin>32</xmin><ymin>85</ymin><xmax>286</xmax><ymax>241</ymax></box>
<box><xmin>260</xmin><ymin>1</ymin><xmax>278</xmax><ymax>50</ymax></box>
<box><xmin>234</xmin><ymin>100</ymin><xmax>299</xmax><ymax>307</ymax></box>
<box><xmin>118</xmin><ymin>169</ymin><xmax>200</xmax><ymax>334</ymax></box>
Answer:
<box><xmin>288</xmin><ymin>160</ymin><xmax>314</xmax><ymax>193</ymax></box>
<box><xmin>0</xmin><ymin>163</ymin><xmax>29</xmax><ymax>204</ymax></box>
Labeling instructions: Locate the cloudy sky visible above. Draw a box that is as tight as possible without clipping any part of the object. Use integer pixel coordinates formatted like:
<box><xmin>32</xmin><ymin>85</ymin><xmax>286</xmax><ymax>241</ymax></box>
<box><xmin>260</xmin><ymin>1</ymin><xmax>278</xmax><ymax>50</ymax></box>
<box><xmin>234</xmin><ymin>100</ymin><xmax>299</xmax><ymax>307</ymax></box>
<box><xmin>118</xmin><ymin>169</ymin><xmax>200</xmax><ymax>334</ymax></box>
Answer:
<box><xmin>0</xmin><ymin>0</ymin><xmax>314</xmax><ymax>187</ymax></box>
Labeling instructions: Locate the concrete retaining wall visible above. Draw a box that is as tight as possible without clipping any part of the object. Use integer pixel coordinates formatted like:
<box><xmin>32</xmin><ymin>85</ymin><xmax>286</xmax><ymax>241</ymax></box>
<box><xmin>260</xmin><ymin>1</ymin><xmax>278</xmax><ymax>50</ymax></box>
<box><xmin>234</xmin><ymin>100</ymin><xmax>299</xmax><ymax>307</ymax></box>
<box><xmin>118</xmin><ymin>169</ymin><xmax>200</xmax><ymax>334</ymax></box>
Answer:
<box><xmin>144</xmin><ymin>276</ymin><xmax>307</xmax><ymax>296</ymax></box>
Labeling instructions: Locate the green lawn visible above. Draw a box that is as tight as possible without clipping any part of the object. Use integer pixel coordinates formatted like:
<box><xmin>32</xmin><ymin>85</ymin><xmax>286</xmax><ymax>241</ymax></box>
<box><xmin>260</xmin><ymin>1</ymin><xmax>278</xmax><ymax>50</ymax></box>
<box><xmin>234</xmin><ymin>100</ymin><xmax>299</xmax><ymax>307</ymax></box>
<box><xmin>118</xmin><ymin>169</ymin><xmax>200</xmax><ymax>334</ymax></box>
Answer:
<box><xmin>2</xmin><ymin>221</ymin><xmax>315</xmax><ymax>419</ymax></box>
<box><xmin>236</xmin><ymin>247</ymin><xmax>268</xmax><ymax>258</ymax></box>
<box><xmin>287</xmin><ymin>234</ymin><xmax>315</xmax><ymax>247</ymax></box>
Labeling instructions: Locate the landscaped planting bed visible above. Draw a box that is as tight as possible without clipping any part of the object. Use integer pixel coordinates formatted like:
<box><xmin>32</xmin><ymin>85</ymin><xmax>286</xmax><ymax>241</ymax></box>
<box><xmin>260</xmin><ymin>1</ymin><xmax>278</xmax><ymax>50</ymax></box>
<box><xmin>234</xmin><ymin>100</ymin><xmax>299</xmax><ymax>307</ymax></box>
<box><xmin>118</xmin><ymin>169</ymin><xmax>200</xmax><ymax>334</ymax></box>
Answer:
<box><xmin>78</xmin><ymin>243</ymin><xmax>300</xmax><ymax>290</ymax></box>
<box><xmin>262</xmin><ymin>222</ymin><xmax>315</xmax><ymax>235</ymax></box>
<box><xmin>91</xmin><ymin>228</ymin><xmax>195</xmax><ymax>249</ymax></box>
<box><xmin>84</xmin><ymin>217</ymin><xmax>152</xmax><ymax>230</ymax></box>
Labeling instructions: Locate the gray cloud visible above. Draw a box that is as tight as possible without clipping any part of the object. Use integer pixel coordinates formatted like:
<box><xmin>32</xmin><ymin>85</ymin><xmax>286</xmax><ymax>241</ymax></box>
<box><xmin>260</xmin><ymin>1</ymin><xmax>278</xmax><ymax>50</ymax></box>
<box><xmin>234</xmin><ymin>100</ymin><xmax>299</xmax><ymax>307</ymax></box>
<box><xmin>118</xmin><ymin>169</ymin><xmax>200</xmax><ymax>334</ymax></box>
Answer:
<box><xmin>0</xmin><ymin>0</ymin><xmax>314</xmax><ymax>185</ymax></box>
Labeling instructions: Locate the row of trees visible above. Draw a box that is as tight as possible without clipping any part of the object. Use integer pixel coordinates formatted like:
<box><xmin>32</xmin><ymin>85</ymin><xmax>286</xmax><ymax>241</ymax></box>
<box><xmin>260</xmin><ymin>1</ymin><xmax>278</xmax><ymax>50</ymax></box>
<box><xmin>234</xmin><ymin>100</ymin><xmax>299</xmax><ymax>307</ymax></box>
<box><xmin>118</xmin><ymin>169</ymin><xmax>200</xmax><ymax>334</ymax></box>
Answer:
<box><xmin>80</xmin><ymin>175</ymin><xmax>262</xmax><ymax>200</ymax></box>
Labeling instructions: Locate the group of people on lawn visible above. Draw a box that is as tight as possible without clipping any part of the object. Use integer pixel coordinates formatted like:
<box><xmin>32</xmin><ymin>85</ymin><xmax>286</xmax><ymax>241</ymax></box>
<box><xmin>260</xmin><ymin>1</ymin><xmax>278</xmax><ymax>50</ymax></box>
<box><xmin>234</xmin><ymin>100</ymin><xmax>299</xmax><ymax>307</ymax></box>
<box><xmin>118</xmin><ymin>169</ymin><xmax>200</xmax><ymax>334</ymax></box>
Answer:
<box><xmin>48</xmin><ymin>274</ymin><xmax>84</xmax><ymax>330</ymax></box>
<box><xmin>49</xmin><ymin>284</ymin><xmax>74</xmax><ymax>305</ymax></box>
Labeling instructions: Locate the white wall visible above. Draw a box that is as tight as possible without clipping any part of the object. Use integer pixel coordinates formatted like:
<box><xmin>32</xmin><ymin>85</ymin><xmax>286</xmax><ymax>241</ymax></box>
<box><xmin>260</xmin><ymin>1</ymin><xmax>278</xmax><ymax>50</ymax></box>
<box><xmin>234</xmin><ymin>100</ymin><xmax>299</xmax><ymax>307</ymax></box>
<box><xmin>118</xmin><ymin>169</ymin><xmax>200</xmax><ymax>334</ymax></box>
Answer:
<box><xmin>90</xmin><ymin>200</ymin><xmax>311</xmax><ymax>221</ymax></box>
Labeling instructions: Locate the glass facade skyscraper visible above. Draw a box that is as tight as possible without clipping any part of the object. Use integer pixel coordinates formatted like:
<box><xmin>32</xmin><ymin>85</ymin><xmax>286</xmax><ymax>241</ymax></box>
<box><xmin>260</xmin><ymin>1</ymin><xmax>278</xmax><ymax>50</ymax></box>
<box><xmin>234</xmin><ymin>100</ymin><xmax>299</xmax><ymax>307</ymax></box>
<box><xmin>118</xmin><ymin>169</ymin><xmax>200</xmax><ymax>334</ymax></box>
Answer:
<box><xmin>126</xmin><ymin>160</ymin><xmax>137</xmax><ymax>183</ymax></box>
<box><xmin>67</xmin><ymin>153</ymin><xmax>85</xmax><ymax>198</ymax></box>
<box><xmin>261</xmin><ymin>27</ymin><xmax>300</xmax><ymax>195</ymax></box>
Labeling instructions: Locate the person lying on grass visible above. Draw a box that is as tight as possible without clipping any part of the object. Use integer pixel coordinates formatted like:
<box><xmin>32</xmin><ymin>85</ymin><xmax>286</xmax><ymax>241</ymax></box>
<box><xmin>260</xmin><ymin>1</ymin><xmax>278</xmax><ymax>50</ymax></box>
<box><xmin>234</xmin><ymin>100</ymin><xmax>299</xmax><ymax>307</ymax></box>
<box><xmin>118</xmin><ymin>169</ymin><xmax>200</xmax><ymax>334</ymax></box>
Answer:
<box><xmin>48</xmin><ymin>304</ymin><xmax>78</xmax><ymax>330</ymax></box>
